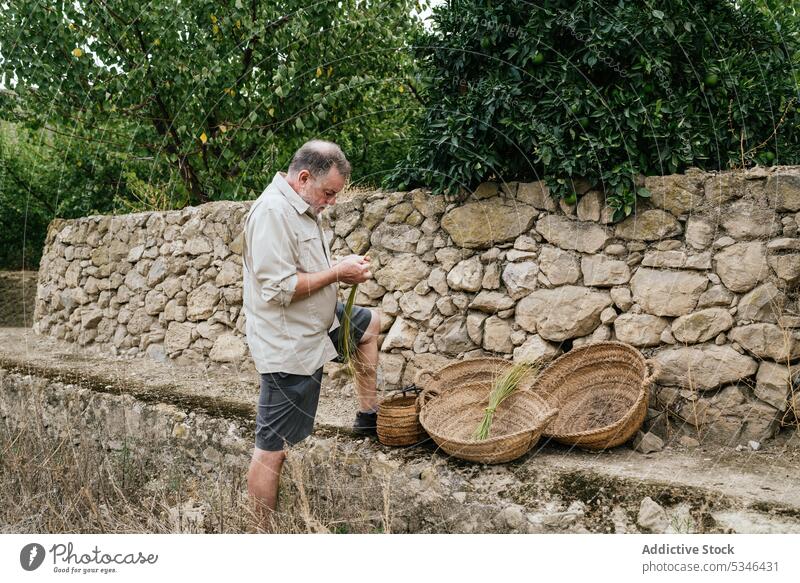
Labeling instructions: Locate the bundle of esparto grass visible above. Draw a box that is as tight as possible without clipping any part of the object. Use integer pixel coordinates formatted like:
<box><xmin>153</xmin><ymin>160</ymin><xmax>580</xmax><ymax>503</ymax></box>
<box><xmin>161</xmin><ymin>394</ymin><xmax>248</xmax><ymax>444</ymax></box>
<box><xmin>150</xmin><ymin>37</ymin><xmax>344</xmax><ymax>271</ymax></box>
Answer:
<box><xmin>473</xmin><ymin>362</ymin><xmax>541</xmax><ymax>440</ymax></box>
<box><xmin>338</xmin><ymin>284</ymin><xmax>359</xmax><ymax>377</ymax></box>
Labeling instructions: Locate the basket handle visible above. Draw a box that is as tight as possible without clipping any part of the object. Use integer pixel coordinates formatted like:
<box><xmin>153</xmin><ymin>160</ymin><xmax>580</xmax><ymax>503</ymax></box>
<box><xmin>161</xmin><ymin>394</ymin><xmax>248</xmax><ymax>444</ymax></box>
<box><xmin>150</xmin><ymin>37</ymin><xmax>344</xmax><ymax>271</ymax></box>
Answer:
<box><xmin>643</xmin><ymin>359</ymin><xmax>661</xmax><ymax>386</ymax></box>
<box><xmin>416</xmin><ymin>386</ymin><xmax>441</xmax><ymax>410</ymax></box>
<box><xmin>414</xmin><ymin>368</ymin><xmax>439</xmax><ymax>388</ymax></box>
<box><xmin>385</xmin><ymin>383</ymin><xmax>421</xmax><ymax>397</ymax></box>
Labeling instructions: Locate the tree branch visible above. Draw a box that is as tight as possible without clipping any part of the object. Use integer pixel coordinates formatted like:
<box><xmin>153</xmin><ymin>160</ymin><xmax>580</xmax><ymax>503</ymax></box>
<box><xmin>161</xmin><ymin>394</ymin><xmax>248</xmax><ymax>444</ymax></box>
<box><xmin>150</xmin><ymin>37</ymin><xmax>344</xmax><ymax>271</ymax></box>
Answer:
<box><xmin>405</xmin><ymin>79</ymin><xmax>427</xmax><ymax>107</ymax></box>
<box><xmin>130</xmin><ymin>23</ymin><xmax>208</xmax><ymax>203</ymax></box>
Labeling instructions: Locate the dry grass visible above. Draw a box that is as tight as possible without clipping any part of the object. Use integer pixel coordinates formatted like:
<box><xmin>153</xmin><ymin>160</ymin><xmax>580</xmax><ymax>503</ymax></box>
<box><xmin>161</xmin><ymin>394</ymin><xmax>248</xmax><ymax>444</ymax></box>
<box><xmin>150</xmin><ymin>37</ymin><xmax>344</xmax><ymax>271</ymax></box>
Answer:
<box><xmin>673</xmin><ymin>291</ymin><xmax>800</xmax><ymax>443</ymax></box>
<box><xmin>338</xmin><ymin>285</ymin><xmax>359</xmax><ymax>378</ymax></box>
<box><xmin>473</xmin><ymin>362</ymin><xmax>539</xmax><ymax>440</ymax></box>
<box><xmin>0</xmin><ymin>419</ymin><xmax>257</xmax><ymax>533</ymax></box>
<box><xmin>274</xmin><ymin>446</ymin><xmax>394</xmax><ymax>534</ymax></box>
<box><xmin>681</xmin><ymin>348</ymin><xmax>709</xmax><ymax>443</ymax></box>
<box><xmin>0</xmin><ymin>417</ymin><xmax>392</xmax><ymax>534</ymax></box>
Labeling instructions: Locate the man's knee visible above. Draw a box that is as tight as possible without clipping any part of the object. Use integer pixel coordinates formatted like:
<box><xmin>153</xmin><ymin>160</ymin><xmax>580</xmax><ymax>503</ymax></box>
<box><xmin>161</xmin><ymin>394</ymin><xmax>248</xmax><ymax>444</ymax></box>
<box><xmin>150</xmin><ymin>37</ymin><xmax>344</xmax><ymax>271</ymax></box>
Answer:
<box><xmin>359</xmin><ymin>309</ymin><xmax>380</xmax><ymax>344</ymax></box>
<box><xmin>250</xmin><ymin>447</ymin><xmax>286</xmax><ymax>471</ymax></box>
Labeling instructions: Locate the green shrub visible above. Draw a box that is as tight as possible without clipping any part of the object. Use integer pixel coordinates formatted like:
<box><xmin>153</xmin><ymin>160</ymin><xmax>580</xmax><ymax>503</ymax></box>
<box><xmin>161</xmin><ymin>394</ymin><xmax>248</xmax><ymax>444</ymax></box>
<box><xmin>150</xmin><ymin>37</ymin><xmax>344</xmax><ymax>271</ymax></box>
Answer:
<box><xmin>387</xmin><ymin>0</ymin><xmax>800</xmax><ymax>218</ymax></box>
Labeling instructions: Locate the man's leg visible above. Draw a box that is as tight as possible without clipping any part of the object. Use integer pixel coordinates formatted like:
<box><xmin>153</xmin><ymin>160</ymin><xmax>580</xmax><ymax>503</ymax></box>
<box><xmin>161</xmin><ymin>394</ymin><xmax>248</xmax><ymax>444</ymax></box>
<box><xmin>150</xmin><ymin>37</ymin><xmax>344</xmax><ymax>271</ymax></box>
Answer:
<box><xmin>353</xmin><ymin>309</ymin><xmax>381</xmax><ymax>412</ymax></box>
<box><xmin>247</xmin><ymin>448</ymin><xmax>286</xmax><ymax>532</ymax></box>
<box><xmin>249</xmin><ymin>368</ymin><xmax>322</xmax><ymax>531</ymax></box>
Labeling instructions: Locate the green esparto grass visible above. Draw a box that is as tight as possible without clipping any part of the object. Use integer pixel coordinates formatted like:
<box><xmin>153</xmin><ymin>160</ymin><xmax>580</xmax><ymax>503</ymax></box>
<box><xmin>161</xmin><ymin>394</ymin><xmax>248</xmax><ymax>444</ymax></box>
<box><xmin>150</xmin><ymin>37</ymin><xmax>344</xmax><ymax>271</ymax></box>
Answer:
<box><xmin>339</xmin><ymin>285</ymin><xmax>359</xmax><ymax>376</ymax></box>
<box><xmin>472</xmin><ymin>362</ymin><xmax>539</xmax><ymax>441</ymax></box>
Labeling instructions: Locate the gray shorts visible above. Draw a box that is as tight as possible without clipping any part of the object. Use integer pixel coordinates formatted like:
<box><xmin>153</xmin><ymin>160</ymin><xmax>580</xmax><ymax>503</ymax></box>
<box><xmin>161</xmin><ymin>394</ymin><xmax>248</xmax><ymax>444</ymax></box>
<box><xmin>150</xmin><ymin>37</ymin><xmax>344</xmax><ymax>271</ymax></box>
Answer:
<box><xmin>255</xmin><ymin>301</ymin><xmax>373</xmax><ymax>451</ymax></box>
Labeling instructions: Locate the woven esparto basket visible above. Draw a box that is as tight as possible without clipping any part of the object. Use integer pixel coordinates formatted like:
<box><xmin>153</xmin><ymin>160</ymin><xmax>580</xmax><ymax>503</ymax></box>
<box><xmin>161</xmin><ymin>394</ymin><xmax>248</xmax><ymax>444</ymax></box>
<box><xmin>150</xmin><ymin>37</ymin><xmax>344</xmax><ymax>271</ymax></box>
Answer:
<box><xmin>377</xmin><ymin>387</ymin><xmax>427</xmax><ymax>447</ymax></box>
<box><xmin>418</xmin><ymin>381</ymin><xmax>558</xmax><ymax>464</ymax></box>
<box><xmin>532</xmin><ymin>341</ymin><xmax>660</xmax><ymax>450</ymax></box>
<box><xmin>415</xmin><ymin>357</ymin><xmax>539</xmax><ymax>401</ymax></box>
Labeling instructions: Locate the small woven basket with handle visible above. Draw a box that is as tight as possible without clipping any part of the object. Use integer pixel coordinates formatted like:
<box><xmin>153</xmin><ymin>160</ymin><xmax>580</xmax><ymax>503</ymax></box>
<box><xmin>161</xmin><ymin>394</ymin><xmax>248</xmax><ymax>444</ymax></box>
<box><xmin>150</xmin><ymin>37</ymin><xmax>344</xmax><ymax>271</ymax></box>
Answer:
<box><xmin>532</xmin><ymin>341</ymin><xmax>660</xmax><ymax>450</ymax></box>
<box><xmin>377</xmin><ymin>385</ymin><xmax>427</xmax><ymax>446</ymax></box>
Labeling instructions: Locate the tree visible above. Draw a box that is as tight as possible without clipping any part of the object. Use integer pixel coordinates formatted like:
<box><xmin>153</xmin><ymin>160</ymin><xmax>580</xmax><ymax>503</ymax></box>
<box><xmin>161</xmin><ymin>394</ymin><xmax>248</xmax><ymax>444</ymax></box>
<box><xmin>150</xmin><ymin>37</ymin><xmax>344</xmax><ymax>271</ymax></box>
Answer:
<box><xmin>1</xmin><ymin>0</ymin><xmax>424</xmax><ymax>205</ymax></box>
<box><xmin>387</xmin><ymin>0</ymin><xmax>800</xmax><ymax>217</ymax></box>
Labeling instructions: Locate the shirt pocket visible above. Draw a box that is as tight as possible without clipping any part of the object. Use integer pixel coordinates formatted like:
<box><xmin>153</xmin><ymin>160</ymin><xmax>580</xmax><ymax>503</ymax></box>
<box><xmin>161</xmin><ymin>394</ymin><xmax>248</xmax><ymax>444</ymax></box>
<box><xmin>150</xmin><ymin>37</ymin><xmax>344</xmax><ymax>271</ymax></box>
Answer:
<box><xmin>298</xmin><ymin>228</ymin><xmax>324</xmax><ymax>273</ymax></box>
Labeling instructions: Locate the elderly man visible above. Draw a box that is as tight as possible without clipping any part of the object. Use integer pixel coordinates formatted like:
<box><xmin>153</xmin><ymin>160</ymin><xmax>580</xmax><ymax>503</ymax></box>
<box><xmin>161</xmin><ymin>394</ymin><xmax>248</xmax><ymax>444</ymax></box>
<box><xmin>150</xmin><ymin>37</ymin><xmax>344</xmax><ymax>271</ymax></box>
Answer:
<box><xmin>242</xmin><ymin>140</ymin><xmax>380</xmax><ymax>528</ymax></box>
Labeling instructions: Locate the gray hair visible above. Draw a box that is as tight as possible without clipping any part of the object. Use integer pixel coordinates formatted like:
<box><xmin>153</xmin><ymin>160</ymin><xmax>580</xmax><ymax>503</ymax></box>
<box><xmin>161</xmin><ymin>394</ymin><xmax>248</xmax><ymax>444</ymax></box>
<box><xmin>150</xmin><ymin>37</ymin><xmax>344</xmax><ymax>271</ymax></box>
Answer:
<box><xmin>287</xmin><ymin>140</ymin><xmax>351</xmax><ymax>179</ymax></box>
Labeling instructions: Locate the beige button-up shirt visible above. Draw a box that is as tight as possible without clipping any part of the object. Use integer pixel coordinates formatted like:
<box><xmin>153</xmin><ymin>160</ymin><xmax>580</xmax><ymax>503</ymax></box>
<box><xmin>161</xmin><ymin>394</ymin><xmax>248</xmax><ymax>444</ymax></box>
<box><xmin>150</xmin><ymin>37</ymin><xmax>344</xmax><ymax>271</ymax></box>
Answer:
<box><xmin>242</xmin><ymin>172</ymin><xmax>340</xmax><ymax>375</ymax></box>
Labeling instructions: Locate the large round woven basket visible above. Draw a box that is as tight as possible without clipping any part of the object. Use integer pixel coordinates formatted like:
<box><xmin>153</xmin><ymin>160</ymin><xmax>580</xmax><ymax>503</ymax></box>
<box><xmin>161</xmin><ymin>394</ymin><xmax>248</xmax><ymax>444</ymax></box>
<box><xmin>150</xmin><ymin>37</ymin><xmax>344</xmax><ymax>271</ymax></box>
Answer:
<box><xmin>418</xmin><ymin>381</ymin><xmax>558</xmax><ymax>464</ymax></box>
<box><xmin>532</xmin><ymin>341</ymin><xmax>660</xmax><ymax>450</ymax></box>
<box><xmin>377</xmin><ymin>390</ymin><xmax>427</xmax><ymax>447</ymax></box>
<box><xmin>416</xmin><ymin>358</ymin><xmax>539</xmax><ymax>400</ymax></box>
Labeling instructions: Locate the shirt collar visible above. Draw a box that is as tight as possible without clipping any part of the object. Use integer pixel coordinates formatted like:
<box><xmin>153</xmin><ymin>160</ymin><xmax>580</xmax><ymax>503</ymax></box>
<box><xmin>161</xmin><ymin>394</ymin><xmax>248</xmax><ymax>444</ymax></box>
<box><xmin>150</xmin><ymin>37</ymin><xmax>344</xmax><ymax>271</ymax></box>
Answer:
<box><xmin>273</xmin><ymin>172</ymin><xmax>311</xmax><ymax>215</ymax></box>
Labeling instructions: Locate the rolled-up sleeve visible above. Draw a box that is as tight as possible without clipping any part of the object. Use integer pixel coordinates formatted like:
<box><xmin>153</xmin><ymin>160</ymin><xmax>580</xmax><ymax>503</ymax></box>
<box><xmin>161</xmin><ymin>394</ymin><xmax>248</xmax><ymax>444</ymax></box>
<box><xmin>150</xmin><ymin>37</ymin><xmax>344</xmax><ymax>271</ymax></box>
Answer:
<box><xmin>247</xmin><ymin>207</ymin><xmax>299</xmax><ymax>307</ymax></box>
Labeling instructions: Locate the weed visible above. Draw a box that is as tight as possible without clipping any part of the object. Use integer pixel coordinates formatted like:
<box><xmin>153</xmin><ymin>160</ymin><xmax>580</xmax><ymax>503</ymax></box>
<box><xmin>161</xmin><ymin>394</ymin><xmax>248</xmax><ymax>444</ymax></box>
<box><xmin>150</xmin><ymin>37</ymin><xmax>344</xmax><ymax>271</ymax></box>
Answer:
<box><xmin>669</xmin><ymin>512</ymin><xmax>696</xmax><ymax>534</ymax></box>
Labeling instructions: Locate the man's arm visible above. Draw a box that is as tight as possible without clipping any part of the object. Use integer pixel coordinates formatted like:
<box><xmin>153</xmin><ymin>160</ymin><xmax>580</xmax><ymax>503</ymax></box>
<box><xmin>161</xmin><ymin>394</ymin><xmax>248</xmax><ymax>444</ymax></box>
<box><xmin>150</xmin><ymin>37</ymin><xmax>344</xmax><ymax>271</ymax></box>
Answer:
<box><xmin>246</xmin><ymin>205</ymin><xmax>369</xmax><ymax>305</ymax></box>
<box><xmin>246</xmin><ymin>206</ymin><xmax>300</xmax><ymax>307</ymax></box>
<box><xmin>291</xmin><ymin>268</ymin><xmax>338</xmax><ymax>303</ymax></box>
<box><xmin>291</xmin><ymin>256</ymin><xmax>372</xmax><ymax>303</ymax></box>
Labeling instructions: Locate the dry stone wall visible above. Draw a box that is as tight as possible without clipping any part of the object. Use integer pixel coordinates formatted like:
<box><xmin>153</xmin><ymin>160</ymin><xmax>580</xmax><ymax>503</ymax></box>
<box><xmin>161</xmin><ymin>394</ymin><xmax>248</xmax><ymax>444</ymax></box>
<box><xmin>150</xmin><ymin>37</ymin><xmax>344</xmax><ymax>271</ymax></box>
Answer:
<box><xmin>34</xmin><ymin>203</ymin><xmax>251</xmax><ymax>366</ymax></box>
<box><xmin>33</xmin><ymin>167</ymin><xmax>800</xmax><ymax>445</ymax></box>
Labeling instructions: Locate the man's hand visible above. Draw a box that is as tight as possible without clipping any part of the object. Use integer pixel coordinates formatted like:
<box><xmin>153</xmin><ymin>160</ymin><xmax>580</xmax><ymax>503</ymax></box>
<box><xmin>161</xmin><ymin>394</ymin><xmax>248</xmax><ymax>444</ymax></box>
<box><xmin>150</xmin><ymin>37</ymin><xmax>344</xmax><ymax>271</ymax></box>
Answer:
<box><xmin>292</xmin><ymin>255</ymin><xmax>372</xmax><ymax>303</ymax></box>
<box><xmin>334</xmin><ymin>255</ymin><xmax>372</xmax><ymax>285</ymax></box>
